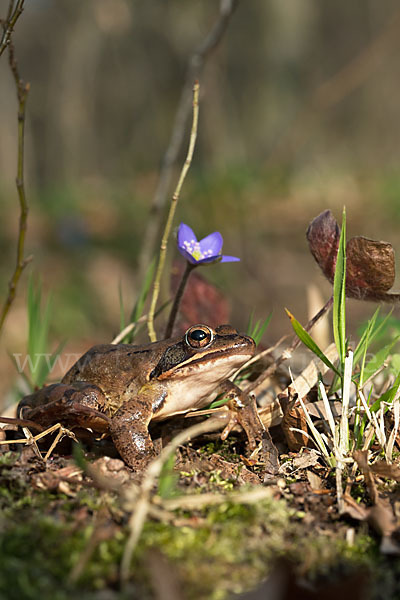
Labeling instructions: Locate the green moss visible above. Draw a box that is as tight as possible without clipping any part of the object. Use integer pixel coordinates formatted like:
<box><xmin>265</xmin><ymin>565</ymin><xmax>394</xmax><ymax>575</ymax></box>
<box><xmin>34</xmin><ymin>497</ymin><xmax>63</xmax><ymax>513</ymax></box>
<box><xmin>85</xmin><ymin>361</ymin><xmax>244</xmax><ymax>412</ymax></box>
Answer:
<box><xmin>0</xmin><ymin>467</ymin><xmax>395</xmax><ymax>600</ymax></box>
<box><xmin>137</xmin><ymin>496</ymin><xmax>292</xmax><ymax>599</ymax></box>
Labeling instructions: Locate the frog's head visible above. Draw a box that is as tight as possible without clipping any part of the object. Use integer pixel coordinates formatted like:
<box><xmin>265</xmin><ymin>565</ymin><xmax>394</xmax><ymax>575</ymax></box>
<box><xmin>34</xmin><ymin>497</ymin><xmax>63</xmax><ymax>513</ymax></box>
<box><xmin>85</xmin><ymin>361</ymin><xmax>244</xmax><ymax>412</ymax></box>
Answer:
<box><xmin>150</xmin><ymin>324</ymin><xmax>255</xmax><ymax>382</ymax></box>
<box><xmin>149</xmin><ymin>324</ymin><xmax>256</xmax><ymax>419</ymax></box>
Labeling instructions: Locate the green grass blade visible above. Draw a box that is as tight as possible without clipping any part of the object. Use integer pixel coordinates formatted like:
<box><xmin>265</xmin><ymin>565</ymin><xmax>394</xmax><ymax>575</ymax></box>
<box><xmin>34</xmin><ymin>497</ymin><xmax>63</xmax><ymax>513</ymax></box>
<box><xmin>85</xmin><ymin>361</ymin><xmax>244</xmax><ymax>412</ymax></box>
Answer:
<box><xmin>354</xmin><ymin>309</ymin><xmax>395</xmax><ymax>387</ymax></box>
<box><xmin>27</xmin><ymin>274</ymin><xmax>40</xmax><ymax>363</ymax></box>
<box><xmin>361</xmin><ymin>336</ymin><xmax>400</xmax><ymax>386</ymax></box>
<box><xmin>35</xmin><ymin>293</ymin><xmax>53</xmax><ymax>387</ymax></box>
<box><xmin>9</xmin><ymin>352</ymin><xmax>34</xmax><ymax>394</ymax></box>
<box><xmin>354</xmin><ymin>308</ymin><xmax>394</xmax><ymax>370</ymax></box>
<box><xmin>209</xmin><ymin>393</ymin><xmax>231</xmax><ymax>409</ymax></box>
<box><xmin>357</xmin><ymin>308</ymin><xmax>379</xmax><ymax>388</ymax></box>
<box><xmin>41</xmin><ymin>340</ymin><xmax>67</xmax><ymax>387</ymax></box>
<box><xmin>157</xmin><ymin>453</ymin><xmax>179</xmax><ymax>499</ymax></box>
<box><xmin>24</xmin><ymin>275</ymin><xmax>61</xmax><ymax>388</ymax></box>
<box><xmin>353</xmin><ymin>307</ymin><xmax>380</xmax><ymax>367</ymax></box>
<box><xmin>130</xmin><ymin>257</ymin><xmax>156</xmax><ymax>324</ymax></box>
<box><xmin>247</xmin><ymin>310</ymin><xmax>255</xmax><ymax>338</ymax></box>
<box><xmin>126</xmin><ymin>257</ymin><xmax>156</xmax><ymax>343</ymax></box>
<box><xmin>285</xmin><ymin>308</ymin><xmax>341</xmax><ymax>376</ymax></box>
<box><xmin>333</xmin><ymin>207</ymin><xmax>346</xmax><ymax>369</ymax></box>
<box><xmin>248</xmin><ymin>312</ymin><xmax>272</xmax><ymax>346</ymax></box>
<box><xmin>370</xmin><ymin>371</ymin><xmax>400</xmax><ymax>413</ymax></box>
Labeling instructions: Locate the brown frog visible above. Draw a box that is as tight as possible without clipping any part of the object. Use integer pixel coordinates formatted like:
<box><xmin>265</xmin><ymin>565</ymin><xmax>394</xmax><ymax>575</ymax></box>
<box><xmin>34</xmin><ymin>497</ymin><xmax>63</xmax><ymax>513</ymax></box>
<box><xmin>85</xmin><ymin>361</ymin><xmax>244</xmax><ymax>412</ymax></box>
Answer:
<box><xmin>18</xmin><ymin>324</ymin><xmax>256</xmax><ymax>470</ymax></box>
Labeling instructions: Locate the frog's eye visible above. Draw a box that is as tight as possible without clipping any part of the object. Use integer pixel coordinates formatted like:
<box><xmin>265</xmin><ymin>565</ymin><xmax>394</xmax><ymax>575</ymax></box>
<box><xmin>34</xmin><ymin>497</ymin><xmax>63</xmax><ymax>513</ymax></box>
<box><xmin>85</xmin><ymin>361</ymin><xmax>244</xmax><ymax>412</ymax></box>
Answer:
<box><xmin>185</xmin><ymin>325</ymin><xmax>214</xmax><ymax>349</ymax></box>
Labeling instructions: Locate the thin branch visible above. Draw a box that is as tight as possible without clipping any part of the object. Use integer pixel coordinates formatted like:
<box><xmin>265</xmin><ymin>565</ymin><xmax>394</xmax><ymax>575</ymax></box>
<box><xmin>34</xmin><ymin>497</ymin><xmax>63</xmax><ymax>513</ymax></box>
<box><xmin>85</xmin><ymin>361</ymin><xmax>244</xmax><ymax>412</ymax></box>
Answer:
<box><xmin>137</xmin><ymin>0</ymin><xmax>239</xmax><ymax>281</ymax></box>
<box><xmin>147</xmin><ymin>82</ymin><xmax>200</xmax><ymax>342</ymax></box>
<box><xmin>247</xmin><ymin>295</ymin><xmax>333</xmax><ymax>393</ymax></box>
<box><xmin>0</xmin><ymin>0</ymin><xmax>25</xmax><ymax>58</ymax></box>
<box><xmin>0</xmin><ymin>39</ymin><xmax>31</xmax><ymax>337</ymax></box>
<box><xmin>110</xmin><ymin>314</ymin><xmax>147</xmax><ymax>345</ymax></box>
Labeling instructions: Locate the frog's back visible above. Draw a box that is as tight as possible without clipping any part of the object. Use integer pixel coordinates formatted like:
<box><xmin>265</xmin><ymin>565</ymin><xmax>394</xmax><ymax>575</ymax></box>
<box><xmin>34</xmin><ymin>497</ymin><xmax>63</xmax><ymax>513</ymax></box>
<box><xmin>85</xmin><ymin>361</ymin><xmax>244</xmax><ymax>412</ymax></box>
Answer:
<box><xmin>62</xmin><ymin>343</ymin><xmax>147</xmax><ymax>399</ymax></box>
<box><xmin>63</xmin><ymin>344</ymin><xmax>118</xmax><ymax>381</ymax></box>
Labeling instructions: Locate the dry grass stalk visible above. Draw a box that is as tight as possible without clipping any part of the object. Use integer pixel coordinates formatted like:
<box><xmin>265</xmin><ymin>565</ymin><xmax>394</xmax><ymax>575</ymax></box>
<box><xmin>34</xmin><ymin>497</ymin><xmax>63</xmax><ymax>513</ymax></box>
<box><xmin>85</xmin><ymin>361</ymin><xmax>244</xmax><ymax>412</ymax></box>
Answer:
<box><xmin>147</xmin><ymin>82</ymin><xmax>200</xmax><ymax>342</ymax></box>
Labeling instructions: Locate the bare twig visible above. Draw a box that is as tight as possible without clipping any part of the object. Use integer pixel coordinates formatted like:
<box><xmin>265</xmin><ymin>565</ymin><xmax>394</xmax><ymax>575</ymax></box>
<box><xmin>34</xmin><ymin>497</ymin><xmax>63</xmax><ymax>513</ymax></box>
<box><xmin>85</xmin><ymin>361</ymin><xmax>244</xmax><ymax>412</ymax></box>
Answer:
<box><xmin>111</xmin><ymin>314</ymin><xmax>147</xmax><ymax>345</ymax></box>
<box><xmin>138</xmin><ymin>0</ymin><xmax>239</xmax><ymax>281</ymax></box>
<box><xmin>0</xmin><ymin>39</ymin><xmax>30</xmax><ymax>337</ymax></box>
<box><xmin>0</xmin><ymin>0</ymin><xmax>25</xmax><ymax>58</ymax></box>
<box><xmin>147</xmin><ymin>82</ymin><xmax>200</xmax><ymax>342</ymax></box>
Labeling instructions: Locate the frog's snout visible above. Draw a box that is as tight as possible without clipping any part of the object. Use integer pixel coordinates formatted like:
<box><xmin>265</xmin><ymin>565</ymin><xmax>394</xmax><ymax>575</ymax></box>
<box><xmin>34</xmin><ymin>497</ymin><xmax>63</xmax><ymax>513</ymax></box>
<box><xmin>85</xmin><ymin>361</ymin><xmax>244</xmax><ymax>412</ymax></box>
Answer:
<box><xmin>241</xmin><ymin>334</ymin><xmax>256</xmax><ymax>356</ymax></box>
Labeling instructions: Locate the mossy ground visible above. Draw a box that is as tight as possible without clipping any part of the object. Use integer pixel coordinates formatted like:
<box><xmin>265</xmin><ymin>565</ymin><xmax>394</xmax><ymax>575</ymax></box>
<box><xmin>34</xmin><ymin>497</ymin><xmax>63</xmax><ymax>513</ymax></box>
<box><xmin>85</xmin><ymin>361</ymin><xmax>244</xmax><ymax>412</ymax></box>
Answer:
<box><xmin>0</xmin><ymin>437</ymin><xmax>399</xmax><ymax>600</ymax></box>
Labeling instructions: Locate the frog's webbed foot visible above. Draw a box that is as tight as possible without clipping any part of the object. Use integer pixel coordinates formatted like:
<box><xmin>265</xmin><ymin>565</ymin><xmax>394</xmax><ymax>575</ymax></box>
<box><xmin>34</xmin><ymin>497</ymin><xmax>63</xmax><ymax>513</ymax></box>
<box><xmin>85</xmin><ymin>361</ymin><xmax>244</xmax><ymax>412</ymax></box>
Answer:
<box><xmin>109</xmin><ymin>399</ymin><xmax>156</xmax><ymax>472</ymax></box>
<box><xmin>218</xmin><ymin>381</ymin><xmax>280</xmax><ymax>475</ymax></box>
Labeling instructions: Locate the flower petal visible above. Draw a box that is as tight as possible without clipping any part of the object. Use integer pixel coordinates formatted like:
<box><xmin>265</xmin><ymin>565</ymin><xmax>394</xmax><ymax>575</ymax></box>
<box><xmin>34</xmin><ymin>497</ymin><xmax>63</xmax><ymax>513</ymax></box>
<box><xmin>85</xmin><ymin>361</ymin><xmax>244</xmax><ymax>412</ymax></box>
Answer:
<box><xmin>198</xmin><ymin>231</ymin><xmax>223</xmax><ymax>258</ymax></box>
<box><xmin>196</xmin><ymin>255</ymin><xmax>222</xmax><ymax>264</ymax></box>
<box><xmin>220</xmin><ymin>255</ymin><xmax>240</xmax><ymax>263</ymax></box>
<box><xmin>177</xmin><ymin>245</ymin><xmax>198</xmax><ymax>264</ymax></box>
<box><xmin>177</xmin><ymin>223</ymin><xmax>197</xmax><ymax>248</ymax></box>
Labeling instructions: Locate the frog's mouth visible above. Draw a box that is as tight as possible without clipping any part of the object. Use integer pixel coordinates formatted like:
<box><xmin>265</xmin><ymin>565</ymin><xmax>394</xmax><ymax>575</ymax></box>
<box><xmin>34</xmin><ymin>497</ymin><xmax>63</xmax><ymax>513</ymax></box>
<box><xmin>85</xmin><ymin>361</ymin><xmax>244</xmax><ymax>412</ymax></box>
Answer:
<box><xmin>157</xmin><ymin>345</ymin><xmax>254</xmax><ymax>381</ymax></box>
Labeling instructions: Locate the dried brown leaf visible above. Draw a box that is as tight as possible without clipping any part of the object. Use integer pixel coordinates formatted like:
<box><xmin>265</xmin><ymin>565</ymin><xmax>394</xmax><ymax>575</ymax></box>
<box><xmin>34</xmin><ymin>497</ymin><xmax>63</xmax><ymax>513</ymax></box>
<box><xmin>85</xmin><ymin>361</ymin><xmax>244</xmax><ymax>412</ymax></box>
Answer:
<box><xmin>342</xmin><ymin>493</ymin><xmax>370</xmax><ymax>521</ymax></box>
<box><xmin>353</xmin><ymin>450</ymin><xmax>379</xmax><ymax>504</ymax></box>
<box><xmin>307</xmin><ymin>209</ymin><xmax>340</xmax><ymax>284</ymax></box>
<box><xmin>307</xmin><ymin>210</ymin><xmax>400</xmax><ymax>303</ymax></box>
<box><xmin>306</xmin><ymin>470</ymin><xmax>323</xmax><ymax>490</ymax></box>
<box><xmin>368</xmin><ymin>502</ymin><xmax>397</xmax><ymax>540</ymax></box>
<box><xmin>346</xmin><ymin>236</ymin><xmax>395</xmax><ymax>294</ymax></box>
<box><xmin>281</xmin><ymin>397</ymin><xmax>312</xmax><ymax>452</ymax></box>
<box><xmin>304</xmin><ymin>399</ymin><xmax>342</xmax><ymax>419</ymax></box>
<box><xmin>371</xmin><ymin>460</ymin><xmax>400</xmax><ymax>481</ymax></box>
<box><xmin>352</xmin><ymin>452</ymin><xmax>400</xmax><ymax>553</ymax></box>
<box><xmin>292</xmin><ymin>449</ymin><xmax>320</xmax><ymax>470</ymax></box>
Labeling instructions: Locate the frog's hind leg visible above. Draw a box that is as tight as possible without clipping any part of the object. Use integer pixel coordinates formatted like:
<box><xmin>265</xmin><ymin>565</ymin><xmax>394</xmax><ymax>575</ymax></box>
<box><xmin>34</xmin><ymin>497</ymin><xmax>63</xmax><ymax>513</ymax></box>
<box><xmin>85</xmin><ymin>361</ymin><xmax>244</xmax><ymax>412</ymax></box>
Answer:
<box><xmin>18</xmin><ymin>382</ymin><xmax>111</xmax><ymax>433</ymax></box>
<box><xmin>109</xmin><ymin>398</ymin><xmax>156</xmax><ymax>472</ymax></box>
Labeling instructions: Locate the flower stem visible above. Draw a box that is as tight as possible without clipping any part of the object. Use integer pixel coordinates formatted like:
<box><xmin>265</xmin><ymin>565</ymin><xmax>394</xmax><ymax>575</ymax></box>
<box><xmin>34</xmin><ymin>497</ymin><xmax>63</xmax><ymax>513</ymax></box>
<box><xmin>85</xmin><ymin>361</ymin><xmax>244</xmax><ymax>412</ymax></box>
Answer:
<box><xmin>164</xmin><ymin>262</ymin><xmax>196</xmax><ymax>338</ymax></box>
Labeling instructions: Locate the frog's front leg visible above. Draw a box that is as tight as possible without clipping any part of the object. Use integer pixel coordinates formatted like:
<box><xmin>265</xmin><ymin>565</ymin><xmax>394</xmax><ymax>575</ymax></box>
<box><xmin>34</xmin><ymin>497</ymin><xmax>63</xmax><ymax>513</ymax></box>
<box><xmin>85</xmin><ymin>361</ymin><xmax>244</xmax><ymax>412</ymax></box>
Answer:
<box><xmin>218</xmin><ymin>381</ymin><xmax>280</xmax><ymax>474</ymax></box>
<box><xmin>218</xmin><ymin>381</ymin><xmax>265</xmax><ymax>449</ymax></box>
<box><xmin>109</xmin><ymin>396</ymin><xmax>156</xmax><ymax>472</ymax></box>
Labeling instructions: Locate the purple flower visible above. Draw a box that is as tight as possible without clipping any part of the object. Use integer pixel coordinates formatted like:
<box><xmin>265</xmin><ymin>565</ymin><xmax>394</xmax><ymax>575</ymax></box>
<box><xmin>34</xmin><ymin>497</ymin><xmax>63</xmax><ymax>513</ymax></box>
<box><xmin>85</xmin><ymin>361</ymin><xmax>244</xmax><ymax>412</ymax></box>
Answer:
<box><xmin>177</xmin><ymin>223</ymin><xmax>240</xmax><ymax>265</ymax></box>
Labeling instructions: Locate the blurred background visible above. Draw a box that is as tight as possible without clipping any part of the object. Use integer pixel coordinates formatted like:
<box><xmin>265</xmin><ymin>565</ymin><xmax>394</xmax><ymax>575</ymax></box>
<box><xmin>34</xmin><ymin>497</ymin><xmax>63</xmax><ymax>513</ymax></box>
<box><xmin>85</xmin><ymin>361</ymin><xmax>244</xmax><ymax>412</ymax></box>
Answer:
<box><xmin>1</xmin><ymin>0</ymin><xmax>400</xmax><ymax>404</ymax></box>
